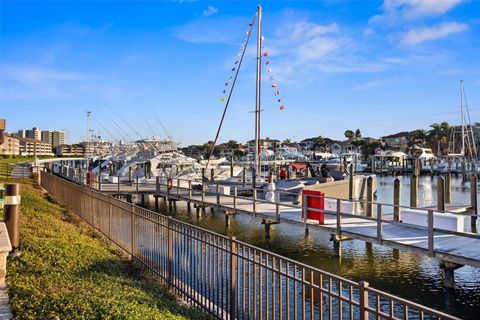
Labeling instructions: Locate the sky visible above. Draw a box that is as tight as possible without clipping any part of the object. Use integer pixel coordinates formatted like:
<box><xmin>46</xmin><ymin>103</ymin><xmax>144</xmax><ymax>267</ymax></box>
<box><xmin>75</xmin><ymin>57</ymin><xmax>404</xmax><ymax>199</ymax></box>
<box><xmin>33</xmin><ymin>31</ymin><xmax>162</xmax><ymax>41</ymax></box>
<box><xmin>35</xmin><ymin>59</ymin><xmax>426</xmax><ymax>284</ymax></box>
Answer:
<box><xmin>1</xmin><ymin>0</ymin><xmax>480</xmax><ymax>146</ymax></box>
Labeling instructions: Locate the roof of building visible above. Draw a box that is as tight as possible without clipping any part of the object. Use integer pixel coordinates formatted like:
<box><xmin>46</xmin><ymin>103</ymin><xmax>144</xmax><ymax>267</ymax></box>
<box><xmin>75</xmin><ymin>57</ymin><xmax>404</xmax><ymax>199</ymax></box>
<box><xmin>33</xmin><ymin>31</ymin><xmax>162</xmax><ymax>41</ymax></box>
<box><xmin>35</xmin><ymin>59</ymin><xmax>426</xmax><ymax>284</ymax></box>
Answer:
<box><xmin>246</xmin><ymin>138</ymin><xmax>280</xmax><ymax>143</ymax></box>
<box><xmin>382</xmin><ymin>131</ymin><xmax>410</xmax><ymax>139</ymax></box>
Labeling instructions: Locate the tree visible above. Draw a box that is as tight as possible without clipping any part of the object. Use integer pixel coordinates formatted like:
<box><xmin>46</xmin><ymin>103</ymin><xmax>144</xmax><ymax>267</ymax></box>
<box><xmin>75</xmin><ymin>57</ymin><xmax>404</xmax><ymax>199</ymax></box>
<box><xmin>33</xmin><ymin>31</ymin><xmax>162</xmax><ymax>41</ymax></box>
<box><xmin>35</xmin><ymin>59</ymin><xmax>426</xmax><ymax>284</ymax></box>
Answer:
<box><xmin>407</xmin><ymin>129</ymin><xmax>427</xmax><ymax>149</ymax></box>
<box><xmin>344</xmin><ymin>130</ymin><xmax>354</xmax><ymax>140</ymax></box>
<box><xmin>427</xmin><ymin>122</ymin><xmax>450</xmax><ymax>155</ymax></box>
<box><xmin>226</xmin><ymin>140</ymin><xmax>238</xmax><ymax>149</ymax></box>
<box><xmin>282</xmin><ymin>139</ymin><xmax>292</xmax><ymax>144</ymax></box>
<box><xmin>313</xmin><ymin>136</ymin><xmax>327</xmax><ymax>151</ymax></box>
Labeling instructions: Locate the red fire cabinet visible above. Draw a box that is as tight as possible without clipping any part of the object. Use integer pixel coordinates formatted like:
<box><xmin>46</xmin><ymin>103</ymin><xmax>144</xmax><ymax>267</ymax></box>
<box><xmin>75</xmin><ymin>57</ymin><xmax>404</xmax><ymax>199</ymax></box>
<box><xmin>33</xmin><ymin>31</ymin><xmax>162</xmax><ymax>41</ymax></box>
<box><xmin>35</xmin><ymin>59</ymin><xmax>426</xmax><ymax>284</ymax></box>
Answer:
<box><xmin>301</xmin><ymin>189</ymin><xmax>325</xmax><ymax>224</ymax></box>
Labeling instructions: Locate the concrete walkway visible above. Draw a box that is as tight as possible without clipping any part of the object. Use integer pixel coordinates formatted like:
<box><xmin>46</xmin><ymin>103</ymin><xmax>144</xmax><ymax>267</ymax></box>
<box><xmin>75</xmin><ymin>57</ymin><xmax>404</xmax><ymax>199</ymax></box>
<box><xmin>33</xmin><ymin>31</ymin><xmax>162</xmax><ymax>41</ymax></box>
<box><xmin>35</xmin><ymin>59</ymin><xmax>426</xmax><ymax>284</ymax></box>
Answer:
<box><xmin>0</xmin><ymin>284</ymin><xmax>12</xmax><ymax>320</ymax></box>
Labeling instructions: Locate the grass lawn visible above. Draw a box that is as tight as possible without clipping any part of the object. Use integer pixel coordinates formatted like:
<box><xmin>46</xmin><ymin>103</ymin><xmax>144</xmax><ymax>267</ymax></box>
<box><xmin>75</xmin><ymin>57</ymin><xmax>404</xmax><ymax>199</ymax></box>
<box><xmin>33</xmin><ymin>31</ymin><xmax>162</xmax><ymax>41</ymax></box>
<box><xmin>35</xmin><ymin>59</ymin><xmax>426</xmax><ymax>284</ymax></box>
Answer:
<box><xmin>0</xmin><ymin>157</ymin><xmax>35</xmax><ymax>164</ymax></box>
<box><xmin>3</xmin><ymin>179</ymin><xmax>208</xmax><ymax>320</ymax></box>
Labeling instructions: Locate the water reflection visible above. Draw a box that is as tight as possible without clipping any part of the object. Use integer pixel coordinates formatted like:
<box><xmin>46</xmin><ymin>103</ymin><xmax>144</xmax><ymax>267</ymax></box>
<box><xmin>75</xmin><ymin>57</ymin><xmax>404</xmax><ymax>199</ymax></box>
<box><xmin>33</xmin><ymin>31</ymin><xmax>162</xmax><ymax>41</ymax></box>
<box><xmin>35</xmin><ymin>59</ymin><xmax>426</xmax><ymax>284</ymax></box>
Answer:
<box><xmin>147</xmin><ymin>175</ymin><xmax>480</xmax><ymax>319</ymax></box>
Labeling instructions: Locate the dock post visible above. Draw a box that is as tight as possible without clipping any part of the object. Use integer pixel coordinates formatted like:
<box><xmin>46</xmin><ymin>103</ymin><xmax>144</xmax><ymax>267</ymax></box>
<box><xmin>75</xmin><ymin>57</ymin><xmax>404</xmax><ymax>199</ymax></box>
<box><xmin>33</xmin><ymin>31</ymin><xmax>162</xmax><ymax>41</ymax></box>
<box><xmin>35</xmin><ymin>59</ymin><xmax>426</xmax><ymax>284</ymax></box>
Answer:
<box><xmin>242</xmin><ymin>167</ymin><xmax>246</xmax><ymax>187</ymax></box>
<box><xmin>303</xmin><ymin>192</ymin><xmax>309</xmax><ymax>235</ymax></box>
<box><xmin>202</xmin><ymin>168</ymin><xmax>205</xmax><ymax>181</ymax></box>
<box><xmin>188</xmin><ymin>180</ymin><xmax>192</xmax><ymax>200</ymax></box>
<box><xmin>427</xmin><ymin>210</ymin><xmax>434</xmax><ymax>257</ymax></box>
<box><xmin>336</xmin><ymin>199</ymin><xmax>341</xmax><ymax>238</ymax></box>
<box><xmin>410</xmin><ymin>174</ymin><xmax>418</xmax><ymax>208</ymax></box>
<box><xmin>377</xmin><ymin>204</ymin><xmax>382</xmax><ymax>243</ymax></box>
<box><xmin>252</xmin><ymin>188</ymin><xmax>257</xmax><ymax>216</ymax></box>
<box><xmin>348</xmin><ymin>164</ymin><xmax>354</xmax><ymax>201</ymax></box>
<box><xmin>462</xmin><ymin>158</ymin><xmax>467</xmax><ymax>182</ymax></box>
<box><xmin>366</xmin><ymin>176</ymin><xmax>373</xmax><ymax>217</ymax></box>
<box><xmin>445</xmin><ymin>173</ymin><xmax>451</xmax><ymax>203</ymax></box>
<box><xmin>233</xmin><ymin>187</ymin><xmax>237</xmax><ymax>212</ymax></box>
<box><xmin>263</xmin><ymin>219</ymin><xmax>271</xmax><ymax>239</ymax></box>
<box><xmin>136</xmin><ymin>176</ymin><xmax>139</xmax><ymax>193</ymax></box>
<box><xmin>437</xmin><ymin>176</ymin><xmax>446</xmax><ymax>212</ymax></box>
<box><xmin>252</xmin><ymin>168</ymin><xmax>257</xmax><ymax>189</ymax></box>
<box><xmin>470</xmin><ymin>174</ymin><xmax>478</xmax><ymax>229</ymax></box>
<box><xmin>333</xmin><ymin>240</ymin><xmax>341</xmax><ymax>257</ymax></box>
<box><xmin>230</xmin><ymin>157</ymin><xmax>234</xmax><ymax>177</ymax></box>
<box><xmin>211</xmin><ymin>168</ymin><xmax>214</xmax><ymax>181</ymax></box>
<box><xmin>98</xmin><ymin>171</ymin><xmax>102</xmax><ymax>191</ymax></box>
<box><xmin>371</xmin><ymin>157</ymin><xmax>376</xmax><ymax>174</ymax></box>
<box><xmin>154</xmin><ymin>196</ymin><xmax>159</xmax><ymax>212</ymax></box>
<box><xmin>393</xmin><ymin>178</ymin><xmax>401</xmax><ymax>221</ymax></box>
<box><xmin>201</xmin><ymin>179</ymin><xmax>205</xmax><ymax>205</ymax></box>
<box><xmin>440</xmin><ymin>261</ymin><xmax>461</xmax><ymax>289</ymax></box>
<box><xmin>216</xmin><ymin>182</ymin><xmax>220</xmax><ymax>210</ymax></box>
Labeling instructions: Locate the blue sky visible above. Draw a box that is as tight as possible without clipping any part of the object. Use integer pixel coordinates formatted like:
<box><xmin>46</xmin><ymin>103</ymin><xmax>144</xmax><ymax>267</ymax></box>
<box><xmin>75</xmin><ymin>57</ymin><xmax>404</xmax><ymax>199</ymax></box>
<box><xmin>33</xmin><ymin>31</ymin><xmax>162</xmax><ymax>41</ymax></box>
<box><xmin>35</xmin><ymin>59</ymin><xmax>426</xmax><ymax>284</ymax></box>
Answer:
<box><xmin>1</xmin><ymin>0</ymin><xmax>480</xmax><ymax>146</ymax></box>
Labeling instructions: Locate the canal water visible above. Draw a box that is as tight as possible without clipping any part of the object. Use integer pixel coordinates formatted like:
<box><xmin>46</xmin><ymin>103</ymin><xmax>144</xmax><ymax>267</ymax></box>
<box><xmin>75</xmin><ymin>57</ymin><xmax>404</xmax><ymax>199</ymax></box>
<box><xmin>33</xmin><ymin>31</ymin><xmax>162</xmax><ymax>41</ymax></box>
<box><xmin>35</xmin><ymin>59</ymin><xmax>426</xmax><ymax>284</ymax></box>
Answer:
<box><xmin>149</xmin><ymin>175</ymin><xmax>480</xmax><ymax>319</ymax></box>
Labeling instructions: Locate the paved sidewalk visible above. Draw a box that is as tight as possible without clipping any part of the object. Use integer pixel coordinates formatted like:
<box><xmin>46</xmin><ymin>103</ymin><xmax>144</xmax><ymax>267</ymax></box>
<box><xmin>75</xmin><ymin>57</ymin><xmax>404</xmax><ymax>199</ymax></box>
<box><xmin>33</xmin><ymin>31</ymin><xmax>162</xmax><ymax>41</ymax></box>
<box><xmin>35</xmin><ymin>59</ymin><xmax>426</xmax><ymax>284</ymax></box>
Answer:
<box><xmin>0</xmin><ymin>283</ymin><xmax>12</xmax><ymax>320</ymax></box>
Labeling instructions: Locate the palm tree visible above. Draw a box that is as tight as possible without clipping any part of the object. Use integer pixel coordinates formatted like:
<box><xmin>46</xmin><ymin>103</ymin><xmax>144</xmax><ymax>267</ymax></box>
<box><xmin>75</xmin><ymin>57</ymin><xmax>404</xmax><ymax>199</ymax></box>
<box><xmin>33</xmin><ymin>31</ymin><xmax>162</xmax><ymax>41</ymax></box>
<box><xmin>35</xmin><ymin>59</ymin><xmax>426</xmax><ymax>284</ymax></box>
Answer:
<box><xmin>314</xmin><ymin>136</ymin><xmax>327</xmax><ymax>151</ymax></box>
<box><xmin>344</xmin><ymin>130</ymin><xmax>354</xmax><ymax>140</ymax></box>
<box><xmin>427</xmin><ymin>122</ymin><xmax>450</xmax><ymax>155</ymax></box>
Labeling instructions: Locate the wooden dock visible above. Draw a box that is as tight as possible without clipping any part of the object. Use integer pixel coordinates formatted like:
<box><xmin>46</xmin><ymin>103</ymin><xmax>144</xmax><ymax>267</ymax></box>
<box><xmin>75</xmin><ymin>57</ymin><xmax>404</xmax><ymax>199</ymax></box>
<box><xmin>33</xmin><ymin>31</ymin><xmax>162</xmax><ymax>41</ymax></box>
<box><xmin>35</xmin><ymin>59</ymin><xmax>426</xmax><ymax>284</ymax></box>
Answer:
<box><xmin>52</xmin><ymin>170</ymin><xmax>480</xmax><ymax>288</ymax></box>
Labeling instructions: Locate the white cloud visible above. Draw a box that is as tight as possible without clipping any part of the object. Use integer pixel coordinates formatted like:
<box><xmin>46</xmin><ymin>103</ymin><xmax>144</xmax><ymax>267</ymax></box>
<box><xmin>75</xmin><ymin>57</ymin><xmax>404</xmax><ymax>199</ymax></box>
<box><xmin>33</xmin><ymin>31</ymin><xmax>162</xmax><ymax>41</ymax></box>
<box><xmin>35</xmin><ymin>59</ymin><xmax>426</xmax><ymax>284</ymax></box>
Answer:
<box><xmin>371</xmin><ymin>0</ymin><xmax>465</xmax><ymax>24</ymax></box>
<box><xmin>203</xmin><ymin>5</ymin><xmax>218</xmax><ymax>17</ymax></box>
<box><xmin>400</xmin><ymin>22</ymin><xmax>468</xmax><ymax>45</ymax></box>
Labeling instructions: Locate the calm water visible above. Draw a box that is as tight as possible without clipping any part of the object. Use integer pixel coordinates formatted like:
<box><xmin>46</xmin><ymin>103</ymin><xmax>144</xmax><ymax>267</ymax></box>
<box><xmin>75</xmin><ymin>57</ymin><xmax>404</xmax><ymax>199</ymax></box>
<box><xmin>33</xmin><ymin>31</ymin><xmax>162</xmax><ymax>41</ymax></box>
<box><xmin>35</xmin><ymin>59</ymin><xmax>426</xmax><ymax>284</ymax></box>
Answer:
<box><xmin>147</xmin><ymin>175</ymin><xmax>480</xmax><ymax>319</ymax></box>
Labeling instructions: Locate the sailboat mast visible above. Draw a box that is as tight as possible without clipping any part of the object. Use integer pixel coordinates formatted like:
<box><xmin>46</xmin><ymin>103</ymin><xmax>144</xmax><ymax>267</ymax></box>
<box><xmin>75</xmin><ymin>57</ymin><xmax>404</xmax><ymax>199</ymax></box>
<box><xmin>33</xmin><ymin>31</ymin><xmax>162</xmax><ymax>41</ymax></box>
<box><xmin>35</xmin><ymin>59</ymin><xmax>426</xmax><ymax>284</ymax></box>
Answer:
<box><xmin>254</xmin><ymin>4</ymin><xmax>262</xmax><ymax>172</ymax></box>
<box><xmin>460</xmin><ymin>80</ymin><xmax>465</xmax><ymax>156</ymax></box>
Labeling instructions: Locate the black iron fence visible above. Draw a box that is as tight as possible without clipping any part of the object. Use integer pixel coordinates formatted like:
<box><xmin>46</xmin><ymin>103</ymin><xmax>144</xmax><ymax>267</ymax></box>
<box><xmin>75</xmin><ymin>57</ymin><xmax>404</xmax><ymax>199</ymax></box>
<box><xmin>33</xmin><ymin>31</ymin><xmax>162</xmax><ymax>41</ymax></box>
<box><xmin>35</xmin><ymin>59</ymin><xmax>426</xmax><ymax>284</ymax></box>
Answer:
<box><xmin>40</xmin><ymin>171</ymin><xmax>458</xmax><ymax>320</ymax></box>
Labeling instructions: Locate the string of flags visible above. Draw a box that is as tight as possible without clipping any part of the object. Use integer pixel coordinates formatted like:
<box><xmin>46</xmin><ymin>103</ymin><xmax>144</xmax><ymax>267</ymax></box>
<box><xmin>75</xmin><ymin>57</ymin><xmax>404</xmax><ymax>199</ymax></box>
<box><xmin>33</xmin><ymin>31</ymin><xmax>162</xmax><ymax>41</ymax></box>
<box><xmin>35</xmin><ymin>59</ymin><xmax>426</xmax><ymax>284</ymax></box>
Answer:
<box><xmin>218</xmin><ymin>14</ymin><xmax>286</xmax><ymax>112</ymax></box>
<box><xmin>262</xmin><ymin>39</ymin><xmax>285</xmax><ymax>111</ymax></box>
<box><xmin>219</xmin><ymin>15</ymin><xmax>256</xmax><ymax>104</ymax></box>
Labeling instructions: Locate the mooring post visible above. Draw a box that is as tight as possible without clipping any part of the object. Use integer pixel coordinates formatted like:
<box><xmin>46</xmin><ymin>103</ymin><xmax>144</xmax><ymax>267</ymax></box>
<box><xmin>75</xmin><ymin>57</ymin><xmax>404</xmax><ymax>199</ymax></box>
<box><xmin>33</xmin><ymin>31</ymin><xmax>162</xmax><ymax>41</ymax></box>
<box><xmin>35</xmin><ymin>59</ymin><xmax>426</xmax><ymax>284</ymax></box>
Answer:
<box><xmin>336</xmin><ymin>199</ymin><xmax>341</xmax><ymax>238</ymax></box>
<box><xmin>136</xmin><ymin>176</ymin><xmax>139</xmax><ymax>192</ymax></box>
<box><xmin>303</xmin><ymin>192</ymin><xmax>309</xmax><ymax>234</ymax></box>
<box><xmin>216</xmin><ymin>182</ymin><xmax>220</xmax><ymax>209</ymax></box>
<box><xmin>470</xmin><ymin>174</ymin><xmax>478</xmax><ymax>228</ymax></box>
<box><xmin>201</xmin><ymin>179</ymin><xmax>205</xmax><ymax>205</ymax></box>
<box><xmin>371</xmin><ymin>157</ymin><xmax>376</xmax><ymax>174</ymax></box>
<box><xmin>333</xmin><ymin>240</ymin><xmax>341</xmax><ymax>257</ymax></box>
<box><xmin>154</xmin><ymin>196</ymin><xmax>159</xmax><ymax>211</ymax></box>
<box><xmin>242</xmin><ymin>167</ymin><xmax>246</xmax><ymax>187</ymax></box>
<box><xmin>233</xmin><ymin>187</ymin><xmax>237</xmax><ymax>212</ymax></box>
<box><xmin>445</xmin><ymin>172</ymin><xmax>451</xmax><ymax>203</ymax></box>
<box><xmin>377</xmin><ymin>203</ymin><xmax>382</xmax><ymax>243</ymax></box>
<box><xmin>437</xmin><ymin>176</ymin><xmax>446</xmax><ymax>211</ymax></box>
<box><xmin>348</xmin><ymin>164</ymin><xmax>354</xmax><ymax>201</ymax></box>
<box><xmin>4</xmin><ymin>183</ymin><xmax>20</xmax><ymax>252</ymax></box>
<box><xmin>366</xmin><ymin>176</ymin><xmax>373</xmax><ymax>217</ymax></box>
<box><xmin>252</xmin><ymin>168</ymin><xmax>256</xmax><ymax>189</ymax></box>
<box><xmin>230</xmin><ymin>157</ymin><xmax>234</xmax><ymax>177</ymax></box>
<box><xmin>252</xmin><ymin>188</ymin><xmax>257</xmax><ymax>215</ymax></box>
<box><xmin>188</xmin><ymin>180</ymin><xmax>192</xmax><ymax>200</ymax></box>
<box><xmin>393</xmin><ymin>178</ymin><xmax>401</xmax><ymax>221</ymax></box>
<box><xmin>462</xmin><ymin>158</ymin><xmax>467</xmax><ymax>182</ymax></box>
<box><xmin>98</xmin><ymin>170</ymin><xmax>102</xmax><ymax>191</ymax></box>
<box><xmin>202</xmin><ymin>168</ymin><xmax>205</xmax><ymax>181</ymax></box>
<box><xmin>427</xmin><ymin>209</ymin><xmax>434</xmax><ymax>257</ymax></box>
<box><xmin>410</xmin><ymin>174</ymin><xmax>418</xmax><ymax>208</ymax></box>
<box><xmin>211</xmin><ymin>168</ymin><xmax>215</xmax><ymax>181</ymax></box>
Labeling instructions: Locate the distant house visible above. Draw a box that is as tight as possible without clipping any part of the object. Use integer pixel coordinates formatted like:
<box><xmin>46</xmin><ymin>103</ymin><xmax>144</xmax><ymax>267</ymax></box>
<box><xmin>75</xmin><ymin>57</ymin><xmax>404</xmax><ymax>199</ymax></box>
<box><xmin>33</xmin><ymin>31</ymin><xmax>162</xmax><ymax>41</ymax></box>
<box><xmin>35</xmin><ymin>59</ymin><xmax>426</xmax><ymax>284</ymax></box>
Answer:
<box><xmin>54</xmin><ymin>144</ymin><xmax>86</xmax><ymax>157</ymax></box>
<box><xmin>382</xmin><ymin>131</ymin><xmax>409</xmax><ymax>151</ymax></box>
<box><xmin>246</xmin><ymin>138</ymin><xmax>280</xmax><ymax>154</ymax></box>
<box><xmin>18</xmin><ymin>137</ymin><xmax>53</xmax><ymax>156</ymax></box>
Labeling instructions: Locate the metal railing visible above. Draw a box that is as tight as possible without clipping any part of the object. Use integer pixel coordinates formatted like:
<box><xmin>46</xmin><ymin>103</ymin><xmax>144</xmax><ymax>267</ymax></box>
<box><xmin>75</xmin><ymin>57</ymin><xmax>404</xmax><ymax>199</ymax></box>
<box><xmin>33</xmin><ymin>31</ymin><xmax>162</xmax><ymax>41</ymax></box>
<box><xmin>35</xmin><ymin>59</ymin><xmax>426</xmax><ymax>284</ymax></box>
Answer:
<box><xmin>40</xmin><ymin>171</ymin><xmax>458</xmax><ymax>319</ymax></box>
<box><xmin>0</xmin><ymin>163</ymin><xmax>32</xmax><ymax>179</ymax></box>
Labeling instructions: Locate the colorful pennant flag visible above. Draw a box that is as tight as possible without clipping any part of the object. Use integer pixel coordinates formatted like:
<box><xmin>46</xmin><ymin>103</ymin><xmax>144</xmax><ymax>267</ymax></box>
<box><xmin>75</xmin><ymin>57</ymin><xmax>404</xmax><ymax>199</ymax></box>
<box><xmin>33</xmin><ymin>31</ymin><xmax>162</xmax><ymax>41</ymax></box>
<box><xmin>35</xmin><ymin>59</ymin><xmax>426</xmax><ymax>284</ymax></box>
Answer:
<box><xmin>271</xmin><ymin>84</ymin><xmax>277</xmax><ymax>88</ymax></box>
<box><xmin>263</xmin><ymin>52</ymin><xmax>268</xmax><ymax>57</ymax></box>
<box><xmin>265</xmin><ymin>60</ymin><xmax>270</xmax><ymax>65</ymax></box>
<box><xmin>279</xmin><ymin>105</ymin><xmax>285</xmax><ymax>110</ymax></box>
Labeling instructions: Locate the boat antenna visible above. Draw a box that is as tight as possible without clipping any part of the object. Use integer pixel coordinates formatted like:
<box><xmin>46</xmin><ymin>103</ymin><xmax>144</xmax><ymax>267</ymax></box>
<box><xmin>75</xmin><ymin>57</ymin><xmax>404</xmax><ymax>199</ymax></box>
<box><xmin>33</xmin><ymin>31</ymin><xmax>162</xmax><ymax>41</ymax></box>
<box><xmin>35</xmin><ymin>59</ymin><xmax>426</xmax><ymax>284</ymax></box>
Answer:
<box><xmin>460</xmin><ymin>80</ymin><xmax>465</xmax><ymax>156</ymax></box>
<box><xmin>153</xmin><ymin>110</ymin><xmax>172</xmax><ymax>140</ymax></box>
<box><xmin>205</xmin><ymin>11</ymin><xmax>257</xmax><ymax>169</ymax></box>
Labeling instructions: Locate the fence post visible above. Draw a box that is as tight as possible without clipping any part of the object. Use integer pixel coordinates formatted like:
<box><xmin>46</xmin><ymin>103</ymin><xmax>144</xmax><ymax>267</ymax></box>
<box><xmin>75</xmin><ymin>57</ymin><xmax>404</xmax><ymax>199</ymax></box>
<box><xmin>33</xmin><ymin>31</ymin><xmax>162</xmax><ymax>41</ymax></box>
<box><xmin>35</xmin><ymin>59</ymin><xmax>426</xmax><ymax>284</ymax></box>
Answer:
<box><xmin>359</xmin><ymin>281</ymin><xmax>369</xmax><ymax>320</ymax></box>
<box><xmin>229</xmin><ymin>236</ymin><xmax>237</xmax><ymax>319</ymax></box>
<box><xmin>428</xmin><ymin>209</ymin><xmax>434</xmax><ymax>257</ymax></box>
<box><xmin>167</xmin><ymin>217</ymin><xmax>174</xmax><ymax>288</ymax></box>
<box><xmin>130</xmin><ymin>204</ymin><xmax>135</xmax><ymax>256</ymax></box>
<box><xmin>393</xmin><ymin>178</ymin><xmax>401</xmax><ymax>221</ymax></box>
<box><xmin>377</xmin><ymin>204</ymin><xmax>382</xmax><ymax>243</ymax></box>
<box><xmin>108</xmin><ymin>197</ymin><xmax>113</xmax><ymax>238</ymax></box>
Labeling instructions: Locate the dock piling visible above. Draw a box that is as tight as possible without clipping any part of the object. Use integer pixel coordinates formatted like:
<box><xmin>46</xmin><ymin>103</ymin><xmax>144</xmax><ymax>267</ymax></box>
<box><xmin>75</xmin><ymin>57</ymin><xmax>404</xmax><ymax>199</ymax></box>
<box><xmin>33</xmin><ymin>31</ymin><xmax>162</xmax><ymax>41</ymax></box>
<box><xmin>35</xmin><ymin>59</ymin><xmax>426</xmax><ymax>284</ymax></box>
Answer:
<box><xmin>445</xmin><ymin>173</ymin><xmax>451</xmax><ymax>203</ymax></box>
<box><xmin>393</xmin><ymin>178</ymin><xmax>401</xmax><ymax>221</ymax></box>
<box><xmin>410</xmin><ymin>174</ymin><xmax>418</xmax><ymax>208</ymax></box>
<box><xmin>348</xmin><ymin>164</ymin><xmax>354</xmax><ymax>201</ymax></box>
<box><xmin>470</xmin><ymin>174</ymin><xmax>478</xmax><ymax>229</ymax></box>
<box><xmin>437</xmin><ymin>176</ymin><xmax>446</xmax><ymax>212</ymax></box>
<box><xmin>366</xmin><ymin>176</ymin><xmax>373</xmax><ymax>217</ymax></box>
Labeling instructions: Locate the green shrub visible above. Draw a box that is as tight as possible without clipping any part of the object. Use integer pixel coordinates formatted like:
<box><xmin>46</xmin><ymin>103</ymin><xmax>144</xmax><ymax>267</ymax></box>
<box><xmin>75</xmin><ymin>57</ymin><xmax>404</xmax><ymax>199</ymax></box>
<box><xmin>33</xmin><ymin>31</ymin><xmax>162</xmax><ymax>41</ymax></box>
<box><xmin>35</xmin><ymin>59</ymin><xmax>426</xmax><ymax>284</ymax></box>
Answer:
<box><xmin>7</xmin><ymin>181</ymin><xmax>207</xmax><ymax>320</ymax></box>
